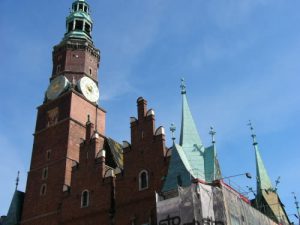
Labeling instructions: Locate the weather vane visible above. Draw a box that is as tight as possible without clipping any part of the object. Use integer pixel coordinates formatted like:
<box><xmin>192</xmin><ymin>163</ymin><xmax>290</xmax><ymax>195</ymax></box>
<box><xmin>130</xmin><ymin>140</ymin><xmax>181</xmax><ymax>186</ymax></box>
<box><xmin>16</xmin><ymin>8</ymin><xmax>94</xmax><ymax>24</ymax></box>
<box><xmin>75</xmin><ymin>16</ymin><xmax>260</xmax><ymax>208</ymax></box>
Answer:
<box><xmin>180</xmin><ymin>78</ymin><xmax>186</xmax><ymax>94</ymax></box>
<box><xmin>209</xmin><ymin>126</ymin><xmax>216</xmax><ymax>144</ymax></box>
<box><xmin>247</xmin><ymin>120</ymin><xmax>257</xmax><ymax>145</ymax></box>
<box><xmin>170</xmin><ymin>123</ymin><xmax>176</xmax><ymax>142</ymax></box>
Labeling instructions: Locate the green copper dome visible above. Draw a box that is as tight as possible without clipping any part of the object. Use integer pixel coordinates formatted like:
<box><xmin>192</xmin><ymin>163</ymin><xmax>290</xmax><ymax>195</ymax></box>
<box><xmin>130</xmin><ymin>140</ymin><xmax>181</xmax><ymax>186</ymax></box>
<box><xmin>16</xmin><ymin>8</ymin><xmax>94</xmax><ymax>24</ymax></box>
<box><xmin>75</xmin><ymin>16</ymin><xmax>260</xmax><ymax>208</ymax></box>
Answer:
<box><xmin>64</xmin><ymin>0</ymin><xmax>93</xmax><ymax>41</ymax></box>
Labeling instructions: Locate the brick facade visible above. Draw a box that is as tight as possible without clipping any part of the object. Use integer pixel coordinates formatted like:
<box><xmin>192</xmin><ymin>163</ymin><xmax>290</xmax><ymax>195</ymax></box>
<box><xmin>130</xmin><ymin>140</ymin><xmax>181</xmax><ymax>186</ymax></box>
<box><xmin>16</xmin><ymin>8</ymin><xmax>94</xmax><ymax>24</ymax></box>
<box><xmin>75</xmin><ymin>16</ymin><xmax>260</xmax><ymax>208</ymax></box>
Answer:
<box><xmin>21</xmin><ymin>23</ymin><xmax>169</xmax><ymax>223</ymax></box>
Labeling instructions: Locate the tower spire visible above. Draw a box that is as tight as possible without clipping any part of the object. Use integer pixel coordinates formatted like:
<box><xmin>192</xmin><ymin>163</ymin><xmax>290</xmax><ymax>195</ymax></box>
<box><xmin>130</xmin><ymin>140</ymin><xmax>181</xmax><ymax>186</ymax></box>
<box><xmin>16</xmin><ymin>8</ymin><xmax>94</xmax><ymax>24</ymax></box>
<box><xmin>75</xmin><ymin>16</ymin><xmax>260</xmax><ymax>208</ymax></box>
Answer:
<box><xmin>247</xmin><ymin>121</ymin><xmax>273</xmax><ymax>195</ymax></box>
<box><xmin>179</xmin><ymin>78</ymin><xmax>205</xmax><ymax>179</ymax></box>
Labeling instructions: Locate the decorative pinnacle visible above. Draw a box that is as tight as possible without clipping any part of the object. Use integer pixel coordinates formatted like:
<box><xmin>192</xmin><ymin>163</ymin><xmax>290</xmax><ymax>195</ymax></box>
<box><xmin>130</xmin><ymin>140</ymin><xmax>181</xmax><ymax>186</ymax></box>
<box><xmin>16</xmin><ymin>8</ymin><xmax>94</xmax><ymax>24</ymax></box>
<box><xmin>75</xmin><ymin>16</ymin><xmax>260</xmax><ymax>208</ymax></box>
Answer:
<box><xmin>209</xmin><ymin>126</ymin><xmax>216</xmax><ymax>144</ymax></box>
<box><xmin>170</xmin><ymin>123</ymin><xmax>176</xmax><ymax>142</ymax></box>
<box><xmin>180</xmin><ymin>78</ymin><xmax>186</xmax><ymax>95</ymax></box>
<box><xmin>15</xmin><ymin>171</ymin><xmax>20</xmax><ymax>191</ymax></box>
<box><xmin>247</xmin><ymin>120</ymin><xmax>258</xmax><ymax>146</ymax></box>
<box><xmin>292</xmin><ymin>192</ymin><xmax>300</xmax><ymax>210</ymax></box>
<box><xmin>274</xmin><ymin>176</ymin><xmax>280</xmax><ymax>192</ymax></box>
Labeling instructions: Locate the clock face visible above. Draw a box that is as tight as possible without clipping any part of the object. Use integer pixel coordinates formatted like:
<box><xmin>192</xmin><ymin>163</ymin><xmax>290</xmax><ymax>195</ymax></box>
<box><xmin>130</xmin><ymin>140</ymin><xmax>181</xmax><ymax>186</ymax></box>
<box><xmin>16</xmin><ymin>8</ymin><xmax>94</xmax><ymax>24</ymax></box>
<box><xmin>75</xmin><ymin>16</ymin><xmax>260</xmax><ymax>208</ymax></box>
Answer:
<box><xmin>77</xmin><ymin>76</ymin><xmax>99</xmax><ymax>103</ymax></box>
<box><xmin>46</xmin><ymin>75</ymin><xmax>70</xmax><ymax>100</ymax></box>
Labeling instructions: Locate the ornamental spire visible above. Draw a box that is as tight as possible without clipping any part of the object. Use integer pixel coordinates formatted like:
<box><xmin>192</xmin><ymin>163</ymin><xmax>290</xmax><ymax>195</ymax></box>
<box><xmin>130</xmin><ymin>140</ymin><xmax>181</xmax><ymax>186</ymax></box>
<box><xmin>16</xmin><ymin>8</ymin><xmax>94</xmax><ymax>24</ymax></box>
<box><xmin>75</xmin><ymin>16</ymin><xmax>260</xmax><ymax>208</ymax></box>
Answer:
<box><xmin>179</xmin><ymin>78</ymin><xmax>205</xmax><ymax>179</ymax></box>
<box><xmin>248</xmin><ymin>122</ymin><xmax>273</xmax><ymax>195</ymax></box>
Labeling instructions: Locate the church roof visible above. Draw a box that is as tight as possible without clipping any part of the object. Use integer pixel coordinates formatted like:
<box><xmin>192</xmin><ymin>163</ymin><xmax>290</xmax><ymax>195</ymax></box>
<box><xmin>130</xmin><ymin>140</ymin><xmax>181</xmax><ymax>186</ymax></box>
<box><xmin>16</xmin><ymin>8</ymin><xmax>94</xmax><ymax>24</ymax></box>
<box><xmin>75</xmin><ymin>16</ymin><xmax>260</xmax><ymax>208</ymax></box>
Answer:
<box><xmin>254</xmin><ymin>144</ymin><xmax>273</xmax><ymax>195</ymax></box>
<box><xmin>162</xmin><ymin>79</ymin><xmax>221</xmax><ymax>193</ymax></box>
<box><xmin>106</xmin><ymin>138</ymin><xmax>124</xmax><ymax>170</ymax></box>
<box><xmin>179</xmin><ymin>80</ymin><xmax>205</xmax><ymax>180</ymax></box>
<box><xmin>2</xmin><ymin>190</ymin><xmax>24</xmax><ymax>225</ymax></box>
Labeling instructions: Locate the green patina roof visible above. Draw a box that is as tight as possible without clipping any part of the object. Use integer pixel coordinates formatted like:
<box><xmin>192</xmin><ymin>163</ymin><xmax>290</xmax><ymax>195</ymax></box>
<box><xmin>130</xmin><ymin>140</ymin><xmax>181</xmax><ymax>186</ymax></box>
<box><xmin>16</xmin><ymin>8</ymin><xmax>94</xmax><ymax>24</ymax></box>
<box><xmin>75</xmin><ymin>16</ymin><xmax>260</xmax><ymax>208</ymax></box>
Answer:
<box><xmin>2</xmin><ymin>191</ymin><xmax>24</xmax><ymax>225</ymax></box>
<box><xmin>162</xmin><ymin>144</ymin><xmax>192</xmax><ymax>192</ymax></box>
<box><xmin>179</xmin><ymin>92</ymin><xmax>206</xmax><ymax>180</ymax></box>
<box><xmin>204</xmin><ymin>145</ymin><xmax>222</xmax><ymax>182</ymax></box>
<box><xmin>63</xmin><ymin>0</ymin><xmax>93</xmax><ymax>41</ymax></box>
<box><xmin>162</xmin><ymin>81</ymin><xmax>222</xmax><ymax>192</ymax></box>
<box><xmin>254</xmin><ymin>144</ymin><xmax>273</xmax><ymax>195</ymax></box>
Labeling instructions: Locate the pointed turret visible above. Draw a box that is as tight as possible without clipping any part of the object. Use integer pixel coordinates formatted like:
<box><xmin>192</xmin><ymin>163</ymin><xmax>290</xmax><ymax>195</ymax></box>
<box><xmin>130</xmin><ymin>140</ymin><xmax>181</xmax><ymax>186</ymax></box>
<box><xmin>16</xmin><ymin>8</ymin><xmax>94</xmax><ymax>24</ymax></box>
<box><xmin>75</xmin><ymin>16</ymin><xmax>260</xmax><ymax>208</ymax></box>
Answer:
<box><xmin>248</xmin><ymin>125</ymin><xmax>273</xmax><ymax>195</ymax></box>
<box><xmin>162</xmin><ymin>79</ymin><xmax>222</xmax><ymax>193</ymax></box>
<box><xmin>179</xmin><ymin>79</ymin><xmax>205</xmax><ymax>179</ymax></box>
<box><xmin>2</xmin><ymin>172</ymin><xmax>24</xmax><ymax>225</ymax></box>
<box><xmin>248</xmin><ymin>122</ymin><xmax>290</xmax><ymax>225</ymax></box>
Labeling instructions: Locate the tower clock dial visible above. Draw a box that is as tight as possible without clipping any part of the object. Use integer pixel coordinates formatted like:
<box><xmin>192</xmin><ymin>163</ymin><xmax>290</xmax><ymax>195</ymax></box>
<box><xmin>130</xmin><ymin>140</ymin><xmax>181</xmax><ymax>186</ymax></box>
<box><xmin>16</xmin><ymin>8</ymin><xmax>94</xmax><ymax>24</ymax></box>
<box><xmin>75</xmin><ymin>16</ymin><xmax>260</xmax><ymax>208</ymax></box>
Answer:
<box><xmin>46</xmin><ymin>75</ymin><xmax>70</xmax><ymax>100</ymax></box>
<box><xmin>77</xmin><ymin>76</ymin><xmax>99</xmax><ymax>103</ymax></box>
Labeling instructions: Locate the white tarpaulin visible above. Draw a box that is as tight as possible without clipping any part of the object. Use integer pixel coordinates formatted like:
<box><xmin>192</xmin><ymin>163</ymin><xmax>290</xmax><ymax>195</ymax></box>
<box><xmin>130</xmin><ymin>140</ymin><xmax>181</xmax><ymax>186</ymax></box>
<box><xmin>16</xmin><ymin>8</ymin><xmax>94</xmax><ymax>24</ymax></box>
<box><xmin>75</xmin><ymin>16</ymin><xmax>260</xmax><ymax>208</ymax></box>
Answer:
<box><xmin>156</xmin><ymin>183</ymin><xmax>278</xmax><ymax>225</ymax></box>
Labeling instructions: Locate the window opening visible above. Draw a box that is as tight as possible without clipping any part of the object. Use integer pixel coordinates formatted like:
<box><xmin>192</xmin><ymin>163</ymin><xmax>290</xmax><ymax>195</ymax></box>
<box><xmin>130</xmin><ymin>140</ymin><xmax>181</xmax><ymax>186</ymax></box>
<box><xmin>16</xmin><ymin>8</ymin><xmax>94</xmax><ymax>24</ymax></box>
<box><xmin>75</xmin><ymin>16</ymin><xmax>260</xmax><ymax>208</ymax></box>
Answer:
<box><xmin>81</xmin><ymin>190</ymin><xmax>90</xmax><ymax>208</ymax></box>
<box><xmin>85</xmin><ymin>23</ymin><xmax>91</xmax><ymax>34</ymax></box>
<box><xmin>68</xmin><ymin>21</ymin><xmax>73</xmax><ymax>32</ymax></box>
<box><xmin>177</xmin><ymin>175</ymin><xmax>182</xmax><ymax>186</ymax></box>
<box><xmin>139</xmin><ymin>170</ymin><xmax>149</xmax><ymax>190</ymax></box>
<box><xmin>42</xmin><ymin>167</ymin><xmax>48</xmax><ymax>180</ymax></box>
<box><xmin>56</xmin><ymin>64</ymin><xmax>61</xmax><ymax>73</ymax></box>
<box><xmin>84</xmin><ymin>6</ymin><xmax>88</xmax><ymax>12</ymax></box>
<box><xmin>46</xmin><ymin>150</ymin><xmax>51</xmax><ymax>160</ymax></box>
<box><xmin>40</xmin><ymin>184</ymin><xmax>47</xmax><ymax>196</ymax></box>
<box><xmin>79</xmin><ymin>4</ymin><xmax>83</xmax><ymax>11</ymax></box>
<box><xmin>75</xmin><ymin>20</ymin><xmax>83</xmax><ymax>31</ymax></box>
<box><xmin>89</xmin><ymin>68</ymin><xmax>92</xmax><ymax>75</ymax></box>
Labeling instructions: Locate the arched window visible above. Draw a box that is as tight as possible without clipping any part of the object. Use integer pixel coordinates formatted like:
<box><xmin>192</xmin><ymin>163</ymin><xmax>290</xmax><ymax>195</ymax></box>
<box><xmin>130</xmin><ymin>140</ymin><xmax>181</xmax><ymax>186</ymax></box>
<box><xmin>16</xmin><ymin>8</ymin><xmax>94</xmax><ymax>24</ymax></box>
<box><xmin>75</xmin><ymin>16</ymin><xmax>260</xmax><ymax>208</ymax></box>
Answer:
<box><xmin>139</xmin><ymin>170</ymin><xmax>149</xmax><ymax>191</ymax></box>
<box><xmin>81</xmin><ymin>190</ymin><xmax>89</xmax><ymax>208</ymax></box>
<box><xmin>40</xmin><ymin>184</ymin><xmax>47</xmax><ymax>196</ymax></box>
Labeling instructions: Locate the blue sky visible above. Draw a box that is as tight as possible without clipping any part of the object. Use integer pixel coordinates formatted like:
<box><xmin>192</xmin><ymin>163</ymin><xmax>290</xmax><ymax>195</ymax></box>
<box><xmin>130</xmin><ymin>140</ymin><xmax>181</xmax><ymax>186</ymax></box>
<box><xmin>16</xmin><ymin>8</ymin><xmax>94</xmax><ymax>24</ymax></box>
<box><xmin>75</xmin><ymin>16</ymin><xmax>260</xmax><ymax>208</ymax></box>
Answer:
<box><xmin>0</xmin><ymin>0</ymin><xmax>300</xmax><ymax>222</ymax></box>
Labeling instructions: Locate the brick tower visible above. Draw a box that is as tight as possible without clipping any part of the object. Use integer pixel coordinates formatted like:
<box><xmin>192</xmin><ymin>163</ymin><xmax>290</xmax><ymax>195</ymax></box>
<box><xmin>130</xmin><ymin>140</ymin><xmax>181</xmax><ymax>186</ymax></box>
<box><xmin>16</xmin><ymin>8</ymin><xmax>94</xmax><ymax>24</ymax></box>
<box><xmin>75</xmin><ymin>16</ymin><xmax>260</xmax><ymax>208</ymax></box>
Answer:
<box><xmin>21</xmin><ymin>0</ymin><xmax>106</xmax><ymax>224</ymax></box>
<box><xmin>19</xmin><ymin>1</ymin><xmax>168</xmax><ymax>224</ymax></box>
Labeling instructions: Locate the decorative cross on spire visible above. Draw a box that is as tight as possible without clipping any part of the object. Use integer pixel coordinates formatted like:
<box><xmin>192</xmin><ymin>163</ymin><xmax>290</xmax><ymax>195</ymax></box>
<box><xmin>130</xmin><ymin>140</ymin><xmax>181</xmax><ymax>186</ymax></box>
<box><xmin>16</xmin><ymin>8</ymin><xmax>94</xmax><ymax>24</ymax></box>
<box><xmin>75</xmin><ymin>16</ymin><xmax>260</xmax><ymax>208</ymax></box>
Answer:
<box><xmin>247</xmin><ymin>120</ymin><xmax>258</xmax><ymax>145</ymax></box>
<box><xmin>292</xmin><ymin>192</ymin><xmax>300</xmax><ymax>219</ymax></box>
<box><xmin>209</xmin><ymin>126</ymin><xmax>216</xmax><ymax>144</ymax></box>
<box><xmin>274</xmin><ymin>176</ymin><xmax>280</xmax><ymax>192</ymax></box>
<box><xmin>180</xmin><ymin>78</ymin><xmax>186</xmax><ymax>95</ymax></box>
<box><xmin>170</xmin><ymin>123</ymin><xmax>176</xmax><ymax>142</ymax></box>
<box><xmin>15</xmin><ymin>171</ymin><xmax>20</xmax><ymax>191</ymax></box>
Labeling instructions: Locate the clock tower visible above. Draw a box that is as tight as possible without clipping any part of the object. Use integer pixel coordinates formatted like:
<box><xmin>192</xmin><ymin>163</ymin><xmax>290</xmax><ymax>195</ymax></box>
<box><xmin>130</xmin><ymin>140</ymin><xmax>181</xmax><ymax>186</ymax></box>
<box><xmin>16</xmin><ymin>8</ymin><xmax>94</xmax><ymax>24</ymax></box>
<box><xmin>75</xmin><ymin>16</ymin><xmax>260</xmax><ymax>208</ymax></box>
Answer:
<box><xmin>21</xmin><ymin>0</ymin><xmax>106</xmax><ymax>224</ymax></box>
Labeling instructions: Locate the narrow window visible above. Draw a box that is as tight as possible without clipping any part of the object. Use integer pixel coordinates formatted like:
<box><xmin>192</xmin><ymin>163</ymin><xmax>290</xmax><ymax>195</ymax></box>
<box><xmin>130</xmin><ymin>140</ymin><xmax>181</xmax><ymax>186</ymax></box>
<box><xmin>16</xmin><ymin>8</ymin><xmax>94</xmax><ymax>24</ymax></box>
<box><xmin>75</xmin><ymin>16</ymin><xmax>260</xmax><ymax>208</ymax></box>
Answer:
<box><xmin>79</xmin><ymin>4</ymin><xmax>83</xmax><ymax>11</ymax></box>
<box><xmin>81</xmin><ymin>190</ymin><xmax>89</xmax><ymax>208</ymax></box>
<box><xmin>46</xmin><ymin>150</ymin><xmax>51</xmax><ymax>160</ymax></box>
<box><xmin>85</xmin><ymin>23</ymin><xmax>91</xmax><ymax>34</ymax></box>
<box><xmin>72</xmin><ymin>4</ymin><xmax>76</xmax><ymax>11</ymax></box>
<box><xmin>56</xmin><ymin>64</ymin><xmax>61</xmax><ymax>73</ymax></box>
<box><xmin>89</xmin><ymin>68</ymin><xmax>92</xmax><ymax>76</ymax></box>
<box><xmin>75</xmin><ymin>20</ymin><xmax>83</xmax><ymax>30</ymax></box>
<box><xmin>40</xmin><ymin>184</ymin><xmax>47</xmax><ymax>196</ymax></box>
<box><xmin>139</xmin><ymin>170</ymin><xmax>149</xmax><ymax>190</ymax></box>
<box><xmin>84</xmin><ymin>6</ymin><xmax>88</xmax><ymax>12</ymax></box>
<box><xmin>177</xmin><ymin>175</ymin><xmax>182</xmax><ymax>186</ymax></box>
<box><xmin>68</xmin><ymin>21</ymin><xmax>73</xmax><ymax>32</ymax></box>
<box><xmin>42</xmin><ymin>167</ymin><xmax>48</xmax><ymax>180</ymax></box>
